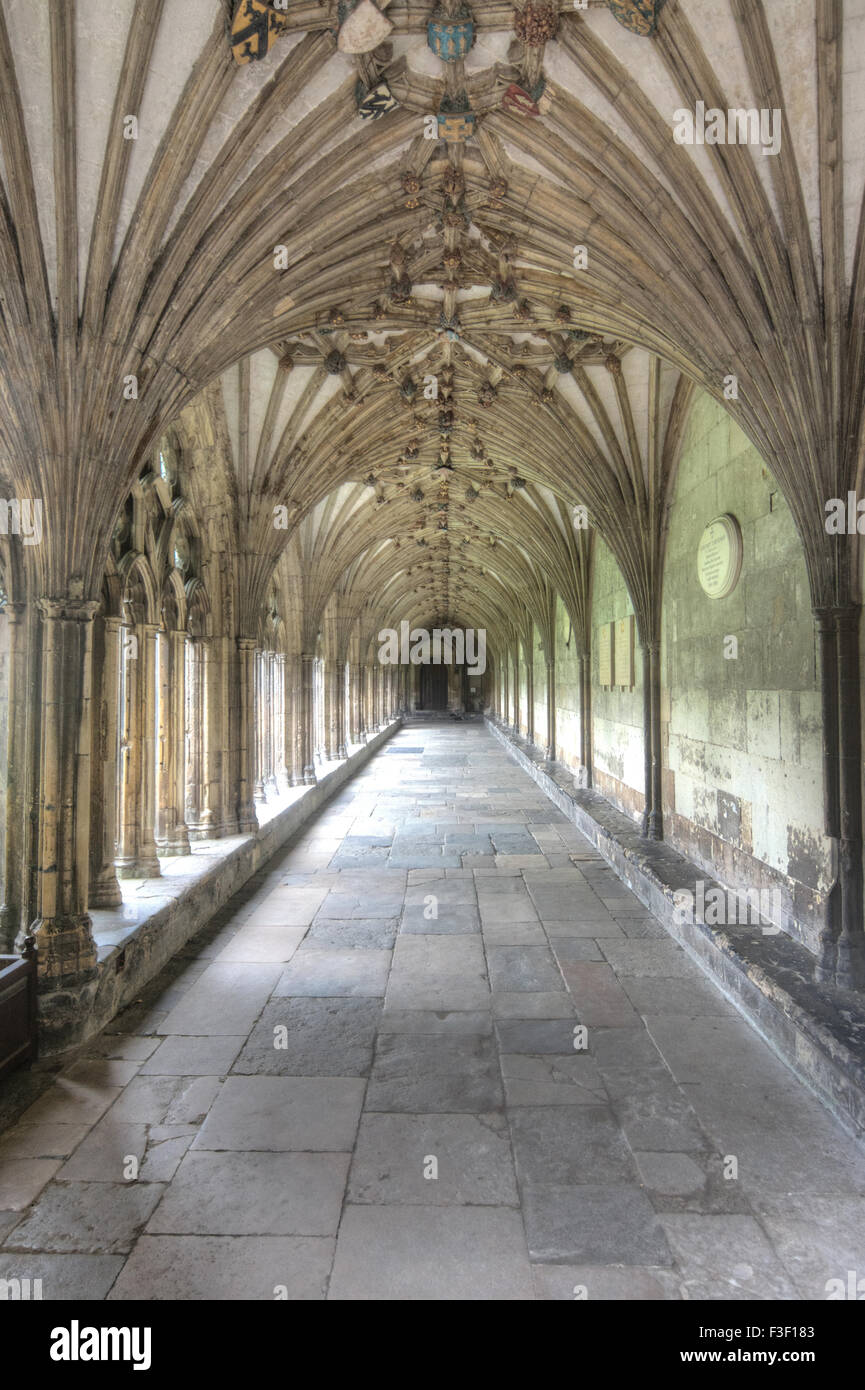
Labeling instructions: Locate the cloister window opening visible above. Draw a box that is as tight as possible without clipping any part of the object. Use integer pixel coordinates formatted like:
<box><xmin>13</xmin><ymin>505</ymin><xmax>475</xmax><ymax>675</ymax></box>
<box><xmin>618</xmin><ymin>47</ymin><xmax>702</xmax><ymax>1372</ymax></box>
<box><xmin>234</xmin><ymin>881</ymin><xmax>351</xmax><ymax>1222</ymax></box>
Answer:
<box><xmin>106</xmin><ymin>438</ymin><xmax>212</xmax><ymax>877</ymax></box>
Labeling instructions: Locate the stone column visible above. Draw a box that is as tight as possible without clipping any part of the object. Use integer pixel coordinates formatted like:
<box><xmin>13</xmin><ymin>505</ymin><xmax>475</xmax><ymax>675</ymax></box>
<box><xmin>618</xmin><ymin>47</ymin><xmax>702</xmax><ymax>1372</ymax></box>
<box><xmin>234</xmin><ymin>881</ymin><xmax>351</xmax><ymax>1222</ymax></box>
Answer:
<box><xmin>170</xmin><ymin>630</ymin><xmax>191</xmax><ymax>852</ymax></box>
<box><xmin>336</xmin><ymin>661</ymin><xmax>348</xmax><ymax>759</ymax></box>
<box><xmin>0</xmin><ymin>603</ymin><xmax>32</xmax><ymax>950</ymax></box>
<box><xmin>198</xmin><ymin>637</ymin><xmax>229</xmax><ymax>837</ymax></box>
<box><xmin>354</xmin><ymin>662</ymin><xmax>366</xmax><ymax>744</ymax></box>
<box><xmin>578</xmin><ymin>649</ymin><xmax>592</xmax><ymax>787</ymax></box>
<box><xmin>116</xmin><ymin>623</ymin><xmax>160</xmax><ymax>878</ymax></box>
<box><xmin>274</xmin><ymin>654</ymin><xmax>288</xmax><ymax>788</ymax></box>
<box><xmin>214</xmin><ymin>636</ymin><xmax>235</xmax><ymax>836</ymax></box>
<box><xmin>835</xmin><ymin>607</ymin><xmax>864</xmax><ymax>988</ymax></box>
<box><xmin>301</xmin><ymin>652</ymin><xmax>317</xmax><ymax>784</ymax></box>
<box><xmin>265</xmin><ymin>653</ymin><xmax>279</xmax><ymax>794</ymax></box>
<box><xmin>139</xmin><ymin>623</ymin><xmax>162</xmax><ymax>872</ymax></box>
<box><xmin>360</xmin><ymin>662</ymin><xmax>369</xmax><ymax>734</ymax></box>
<box><xmin>236</xmin><ymin>637</ymin><xmax>258</xmax><ymax>832</ymax></box>
<box><xmin>363</xmin><ymin>662</ymin><xmax>372</xmax><ymax>738</ymax></box>
<box><xmin>323</xmin><ymin>662</ymin><xmax>336</xmax><ymax>761</ymax></box>
<box><xmin>115</xmin><ymin>625</ymin><xmax>139</xmax><ymax>874</ymax></box>
<box><xmin>526</xmin><ymin>658</ymin><xmax>535</xmax><ymax>747</ymax></box>
<box><xmin>512</xmin><ymin>649</ymin><xmax>520</xmax><ymax>734</ymax></box>
<box><xmin>185</xmin><ymin>637</ymin><xmax>203</xmax><ymax>835</ymax></box>
<box><xmin>22</xmin><ymin>599</ymin><xmax>100</xmax><ymax>985</ymax></box>
<box><xmin>89</xmin><ymin>615</ymin><xmax>122</xmax><ymax>906</ymax></box>
<box><xmin>285</xmin><ymin>654</ymin><xmax>301</xmax><ymax>786</ymax></box>
<box><xmin>253</xmin><ymin>652</ymin><xmax>266</xmax><ymax>803</ymax></box>
<box><xmin>640</xmin><ymin>640</ymin><xmax>662</xmax><ymax>840</ymax></box>
<box><xmin>544</xmin><ymin>659</ymin><xmax>556</xmax><ymax>762</ymax></box>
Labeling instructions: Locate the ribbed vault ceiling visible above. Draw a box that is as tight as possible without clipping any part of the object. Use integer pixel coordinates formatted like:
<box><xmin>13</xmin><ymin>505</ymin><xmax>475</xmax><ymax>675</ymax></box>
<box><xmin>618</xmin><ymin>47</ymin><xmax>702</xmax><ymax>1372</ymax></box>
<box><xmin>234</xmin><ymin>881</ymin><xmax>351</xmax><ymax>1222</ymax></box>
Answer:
<box><xmin>1</xmin><ymin>0</ymin><xmax>863</xmax><ymax>643</ymax></box>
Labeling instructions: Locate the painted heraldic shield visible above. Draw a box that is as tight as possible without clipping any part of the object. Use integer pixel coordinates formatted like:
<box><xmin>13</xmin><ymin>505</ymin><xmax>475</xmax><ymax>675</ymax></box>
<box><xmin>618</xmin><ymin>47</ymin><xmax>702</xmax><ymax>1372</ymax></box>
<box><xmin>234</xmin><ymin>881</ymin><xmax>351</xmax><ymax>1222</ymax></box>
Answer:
<box><xmin>358</xmin><ymin>83</ymin><xmax>399</xmax><ymax>120</ymax></box>
<box><xmin>502</xmin><ymin>83</ymin><xmax>540</xmax><ymax>116</ymax></box>
<box><xmin>231</xmin><ymin>0</ymin><xmax>289</xmax><ymax>65</ymax></box>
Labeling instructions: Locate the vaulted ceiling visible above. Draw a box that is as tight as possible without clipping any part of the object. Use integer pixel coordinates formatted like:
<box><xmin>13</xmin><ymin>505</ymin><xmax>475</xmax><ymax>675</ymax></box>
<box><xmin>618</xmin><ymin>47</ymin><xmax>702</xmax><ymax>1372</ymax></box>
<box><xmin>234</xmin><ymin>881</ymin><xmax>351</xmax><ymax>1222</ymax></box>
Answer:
<box><xmin>1</xmin><ymin>0</ymin><xmax>863</xmax><ymax>637</ymax></box>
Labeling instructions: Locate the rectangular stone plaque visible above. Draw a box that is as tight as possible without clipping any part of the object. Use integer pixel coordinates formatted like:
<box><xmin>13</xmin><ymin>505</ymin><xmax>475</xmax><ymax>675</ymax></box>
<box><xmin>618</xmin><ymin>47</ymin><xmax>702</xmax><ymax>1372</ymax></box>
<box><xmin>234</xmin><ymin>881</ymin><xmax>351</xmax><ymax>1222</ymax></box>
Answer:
<box><xmin>615</xmin><ymin>615</ymin><xmax>634</xmax><ymax>689</ymax></box>
<box><xmin>598</xmin><ymin>621</ymin><xmax>613</xmax><ymax>687</ymax></box>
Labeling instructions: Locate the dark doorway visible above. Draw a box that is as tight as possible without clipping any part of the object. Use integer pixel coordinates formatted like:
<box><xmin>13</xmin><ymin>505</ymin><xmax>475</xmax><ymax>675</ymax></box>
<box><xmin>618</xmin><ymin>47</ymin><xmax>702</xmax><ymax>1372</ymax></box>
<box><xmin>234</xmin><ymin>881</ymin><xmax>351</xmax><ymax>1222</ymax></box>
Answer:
<box><xmin>419</xmin><ymin>663</ymin><xmax>448</xmax><ymax>710</ymax></box>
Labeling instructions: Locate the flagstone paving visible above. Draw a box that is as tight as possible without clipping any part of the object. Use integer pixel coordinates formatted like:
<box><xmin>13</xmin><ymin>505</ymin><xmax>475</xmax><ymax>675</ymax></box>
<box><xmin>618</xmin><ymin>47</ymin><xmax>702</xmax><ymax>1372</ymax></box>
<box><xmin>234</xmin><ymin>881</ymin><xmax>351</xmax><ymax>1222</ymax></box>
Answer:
<box><xmin>2</xmin><ymin>718</ymin><xmax>865</xmax><ymax>1300</ymax></box>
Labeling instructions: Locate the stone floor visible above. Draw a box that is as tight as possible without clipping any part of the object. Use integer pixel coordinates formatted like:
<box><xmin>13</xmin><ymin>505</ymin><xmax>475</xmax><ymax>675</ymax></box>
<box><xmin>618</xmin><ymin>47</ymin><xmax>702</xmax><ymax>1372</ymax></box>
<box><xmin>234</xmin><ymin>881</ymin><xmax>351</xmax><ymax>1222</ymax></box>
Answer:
<box><xmin>2</xmin><ymin>718</ymin><xmax>865</xmax><ymax>1300</ymax></box>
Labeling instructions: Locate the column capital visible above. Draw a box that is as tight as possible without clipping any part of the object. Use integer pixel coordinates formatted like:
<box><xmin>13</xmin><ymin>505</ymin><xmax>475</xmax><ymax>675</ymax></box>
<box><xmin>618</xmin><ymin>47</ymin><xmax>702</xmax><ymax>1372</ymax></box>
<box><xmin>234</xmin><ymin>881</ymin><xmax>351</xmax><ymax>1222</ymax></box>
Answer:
<box><xmin>37</xmin><ymin>597</ymin><xmax>100</xmax><ymax>622</ymax></box>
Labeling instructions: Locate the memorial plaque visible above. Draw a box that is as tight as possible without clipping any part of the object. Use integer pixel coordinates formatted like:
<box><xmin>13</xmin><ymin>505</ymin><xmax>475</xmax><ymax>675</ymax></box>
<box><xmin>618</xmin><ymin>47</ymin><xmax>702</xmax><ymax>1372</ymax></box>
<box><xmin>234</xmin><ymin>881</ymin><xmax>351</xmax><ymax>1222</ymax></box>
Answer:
<box><xmin>598</xmin><ymin>621</ymin><xmax>613</xmax><ymax>687</ymax></box>
<box><xmin>615</xmin><ymin>615</ymin><xmax>634</xmax><ymax>688</ymax></box>
<box><xmin>697</xmin><ymin>514</ymin><xmax>743</xmax><ymax>598</ymax></box>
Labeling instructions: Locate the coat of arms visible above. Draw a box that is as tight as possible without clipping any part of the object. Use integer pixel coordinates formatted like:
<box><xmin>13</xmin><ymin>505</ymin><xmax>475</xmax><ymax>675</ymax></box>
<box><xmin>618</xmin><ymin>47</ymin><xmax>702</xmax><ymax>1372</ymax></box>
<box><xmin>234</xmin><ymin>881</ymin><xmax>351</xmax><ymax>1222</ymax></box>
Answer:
<box><xmin>605</xmin><ymin>0</ymin><xmax>665</xmax><ymax>36</ymax></box>
<box><xmin>231</xmin><ymin>0</ymin><xmax>289</xmax><ymax>65</ymax></box>
<box><xmin>357</xmin><ymin>82</ymin><xmax>399</xmax><ymax>119</ymax></box>
<box><xmin>502</xmin><ymin>78</ymin><xmax>552</xmax><ymax>116</ymax></box>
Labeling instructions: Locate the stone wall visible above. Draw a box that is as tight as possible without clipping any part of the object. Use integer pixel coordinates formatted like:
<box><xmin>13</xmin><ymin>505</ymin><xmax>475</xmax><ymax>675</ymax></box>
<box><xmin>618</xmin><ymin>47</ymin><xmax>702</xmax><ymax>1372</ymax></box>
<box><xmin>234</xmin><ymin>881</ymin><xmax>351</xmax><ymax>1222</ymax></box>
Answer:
<box><xmin>554</xmin><ymin>595</ymin><xmax>582</xmax><ymax>774</ymax></box>
<box><xmin>590</xmin><ymin>538</ymin><xmax>646</xmax><ymax>821</ymax></box>
<box><xmin>532</xmin><ymin>623</ymin><xmax>546</xmax><ymax>744</ymax></box>
<box><xmin>661</xmin><ymin>393</ymin><xmax>829</xmax><ymax>953</ymax></box>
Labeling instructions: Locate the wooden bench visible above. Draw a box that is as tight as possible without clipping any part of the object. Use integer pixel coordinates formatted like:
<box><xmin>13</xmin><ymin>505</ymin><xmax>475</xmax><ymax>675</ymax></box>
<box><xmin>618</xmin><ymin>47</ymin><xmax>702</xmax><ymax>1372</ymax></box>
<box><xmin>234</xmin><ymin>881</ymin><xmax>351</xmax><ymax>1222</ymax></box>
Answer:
<box><xmin>0</xmin><ymin>941</ymin><xmax>38</xmax><ymax>1079</ymax></box>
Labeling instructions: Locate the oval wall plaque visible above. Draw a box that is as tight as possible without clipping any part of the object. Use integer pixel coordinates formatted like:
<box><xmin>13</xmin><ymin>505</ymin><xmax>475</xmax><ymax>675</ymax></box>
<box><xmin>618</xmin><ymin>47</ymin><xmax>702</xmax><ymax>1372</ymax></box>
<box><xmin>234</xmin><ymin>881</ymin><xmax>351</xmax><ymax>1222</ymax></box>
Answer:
<box><xmin>697</xmin><ymin>514</ymin><xmax>743</xmax><ymax>598</ymax></box>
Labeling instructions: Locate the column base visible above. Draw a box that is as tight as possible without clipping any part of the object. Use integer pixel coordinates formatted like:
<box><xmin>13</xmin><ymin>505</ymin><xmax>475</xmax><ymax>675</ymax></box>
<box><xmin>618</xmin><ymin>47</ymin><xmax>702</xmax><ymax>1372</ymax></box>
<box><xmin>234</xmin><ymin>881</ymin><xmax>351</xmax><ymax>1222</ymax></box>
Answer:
<box><xmin>158</xmin><ymin>826</ymin><xmax>192</xmax><ymax>857</ymax></box>
<box><xmin>303</xmin><ymin>766</ymin><xmax>317</xmax><ymax>786</ymax></box>
<box><xmin>116</xmin><ymin>856</ymin><xmax>161</xmax><ymax>880</ymax></box>
<box><xmin>835</xmin><ymin>934</ymin><xmax>865</xmax><ymax>990</ymax></box>
<box><xmin>188</xmin><ymin>809</ymin><xmax>222</xmax><ymax>841</ymax></box>
<box><xmin>89</xmin><ymin>870</ymin><xmax>123</xmax><ymax>908</ymax></box>
<box><xmin>26</xmin><ymin>914</ymin><xmax>98</xmax><ymax>987</ymax></box>
<box><xmin>337</xmin><ymin>744</ymin><xmax>348</xmax><ymax>760</ymax></box>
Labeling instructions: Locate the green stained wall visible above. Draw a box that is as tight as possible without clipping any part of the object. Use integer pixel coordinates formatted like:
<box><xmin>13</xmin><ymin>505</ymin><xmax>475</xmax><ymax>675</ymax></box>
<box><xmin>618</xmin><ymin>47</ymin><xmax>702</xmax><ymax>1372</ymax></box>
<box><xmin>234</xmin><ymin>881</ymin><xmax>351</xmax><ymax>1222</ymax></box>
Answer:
<box><xmin>662</xmin><ymin>392</ymin><xmax>828</xmax><ymax>951</ymax></box>
<box><xmin>532</xmin><ymin>623</ymin><xmax>546</xmax><ymax>742</ymax></box>
<box><xmin>590</xmin><ymin>537</ymin><xmax>645</xmax><ymax>820</ymax></box>
<box><xmin>554</xmin><ymin>595</ymin><xmax>581</xmax><ymax>771</ymax></box>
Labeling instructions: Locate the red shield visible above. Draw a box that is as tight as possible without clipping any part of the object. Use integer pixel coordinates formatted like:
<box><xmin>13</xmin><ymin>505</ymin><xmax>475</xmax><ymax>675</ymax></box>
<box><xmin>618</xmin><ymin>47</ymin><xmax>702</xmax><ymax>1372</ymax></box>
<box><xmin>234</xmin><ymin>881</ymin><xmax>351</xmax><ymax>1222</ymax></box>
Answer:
<box><xmin>502</xmin><ymin>84</ymin><xmax>540</xmax><ymax>117</ymax></box>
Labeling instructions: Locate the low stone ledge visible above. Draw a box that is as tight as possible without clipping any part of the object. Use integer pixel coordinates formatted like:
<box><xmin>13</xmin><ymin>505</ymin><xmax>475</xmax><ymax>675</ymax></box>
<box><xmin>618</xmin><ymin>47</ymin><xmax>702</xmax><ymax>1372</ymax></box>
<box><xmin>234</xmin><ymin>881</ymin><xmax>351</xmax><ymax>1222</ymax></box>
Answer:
<box><xmin>38</xmin><ymin>721</ymin><xmax>402</xmax><ymax>1055</ymax></box>
<box><xmin>487</xmin><ymin>717</ymin><xmax>865</xmax><ymax>1139</ymax></box>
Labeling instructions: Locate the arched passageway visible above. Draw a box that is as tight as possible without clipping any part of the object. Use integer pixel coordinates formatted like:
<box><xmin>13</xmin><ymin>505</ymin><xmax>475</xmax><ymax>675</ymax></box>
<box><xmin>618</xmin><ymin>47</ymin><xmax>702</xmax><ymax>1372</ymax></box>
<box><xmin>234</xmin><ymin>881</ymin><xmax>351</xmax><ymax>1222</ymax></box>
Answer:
<box><xmin>0</xmin><ymin>0</ymin><xmax>864</xmax><ymax>1313</ymax></box>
